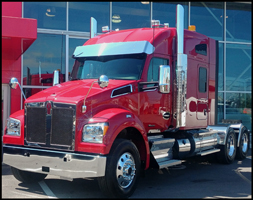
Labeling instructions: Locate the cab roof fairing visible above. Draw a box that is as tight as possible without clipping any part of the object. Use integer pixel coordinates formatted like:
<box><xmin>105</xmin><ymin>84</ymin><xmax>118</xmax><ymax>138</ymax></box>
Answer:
<box><xmin>72</xmin><ymin>41</ymin><xmax>155</xmax><ymax>58</ymax></box>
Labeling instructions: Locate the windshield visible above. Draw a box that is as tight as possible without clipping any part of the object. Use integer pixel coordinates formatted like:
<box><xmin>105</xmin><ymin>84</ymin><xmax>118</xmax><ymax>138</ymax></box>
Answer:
<box><xmin>70</xmin><ymin>53</ymin><xmax>146</xmax><ymax>80</ymax></box>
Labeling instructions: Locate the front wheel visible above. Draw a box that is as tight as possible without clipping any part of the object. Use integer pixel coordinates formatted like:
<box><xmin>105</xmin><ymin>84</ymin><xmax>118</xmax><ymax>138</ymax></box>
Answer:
<box><xmin>98</xmin><ymin>139</ymin><xmax>141</xmax><ymax>198</ymax></box>
<box><xmin>11</xmin><ymin>167</ymin><xmax>47</xmax><ymax>183</ymax></box>
<box><xmin>217</xmin><ymin>128</ymin><xmax>237</xmax><ymax>164</ymax></box>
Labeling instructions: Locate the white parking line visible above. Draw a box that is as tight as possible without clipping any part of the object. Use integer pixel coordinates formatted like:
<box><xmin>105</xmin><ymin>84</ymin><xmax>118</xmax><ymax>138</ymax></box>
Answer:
<box><xmin>38</xmin><ymin>181</ymin><xmax>57</xmax><ymax>199</ymax></box>
<box><xmin>12</xmin><ymin>190</ymin><xmax>45</xmax><ymax>198</ymax></box>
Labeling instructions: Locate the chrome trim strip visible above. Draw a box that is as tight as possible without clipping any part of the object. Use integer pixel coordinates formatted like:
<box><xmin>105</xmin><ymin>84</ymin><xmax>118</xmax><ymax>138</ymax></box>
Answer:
<box><xmin>3</xmin><ymin>145</ymin><xmax>106</xmax><ymax>178</ymax></box>
<box><xmin>111</xmin><ymin>84</ymin><xmax>133</xmax><ymax>98</ymax></box>
<box><xmin>73</xmin><ymin>41</ymin><xmax>155</xmax><ymax>58</ymax></box>
<box><xmin>144</xmin><ymin>88</ymin><xmax>157</xmax><ymax>92</ymax></box>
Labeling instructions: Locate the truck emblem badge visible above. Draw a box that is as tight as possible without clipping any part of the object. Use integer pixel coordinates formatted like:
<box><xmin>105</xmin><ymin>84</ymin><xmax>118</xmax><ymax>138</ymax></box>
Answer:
<box><xmin>46</xmin><ymin>102</ymin><xmax>52</xmax><ymax>115</ymax></box>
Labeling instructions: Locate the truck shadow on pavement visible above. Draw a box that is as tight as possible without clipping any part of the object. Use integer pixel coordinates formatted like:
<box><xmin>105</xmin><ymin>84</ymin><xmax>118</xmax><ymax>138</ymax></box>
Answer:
<box><xmin>2</xmin><ymin>151</ymin><xmax>251</xmax><ymax>199</ymax></box>
<box><xmin>2</xmin><ymin>163</ymin><xmax>12</xmax><ymax>175</ymax></box>
<box><xmin>133</xmin><ymin>153</ymin><xmax>251</xmax><ymax>198</ymax></box>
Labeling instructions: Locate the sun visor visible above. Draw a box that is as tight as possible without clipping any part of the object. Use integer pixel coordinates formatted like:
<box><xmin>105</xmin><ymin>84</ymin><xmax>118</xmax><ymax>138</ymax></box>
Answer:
<box><xmin>72</xmin><ymin>41</ymin><xmax>154</xmax><ymax>58</ymax></box>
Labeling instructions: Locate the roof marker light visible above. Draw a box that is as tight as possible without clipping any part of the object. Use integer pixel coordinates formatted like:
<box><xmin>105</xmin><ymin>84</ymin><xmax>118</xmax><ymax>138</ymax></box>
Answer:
<box><xmin>164</xmin><ymin>23</ymin><xmax>169</xmax><ymax>28</ymax></box>
<box><xmin>151</xmin><ymin>20</ymin><xmax>160</xmax><ymax>27</ymax></box>
<box><xmin>188</xmin><ymin>25</ymin><xmax>196</xmax><ymax>31</ymax></box>
<box><xmin>102</xmin><ymin>26</ymin><xmax>109</xmax><ymax>33</ymax></box>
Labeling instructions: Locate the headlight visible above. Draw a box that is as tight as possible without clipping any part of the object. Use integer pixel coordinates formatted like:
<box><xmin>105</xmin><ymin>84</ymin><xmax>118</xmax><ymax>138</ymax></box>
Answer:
<box><xmin>82</xmin><ymin>122</ymin><xmax>109</xmax><ymax>143</ymax></box>
<box><xmin>6</xmin><ymin>118</ymin><xmax>21</xmax><ymax>136</ymax></box>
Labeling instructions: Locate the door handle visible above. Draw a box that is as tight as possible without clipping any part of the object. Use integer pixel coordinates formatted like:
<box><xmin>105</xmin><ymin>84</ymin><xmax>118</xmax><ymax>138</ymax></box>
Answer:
<box><xmin>204</xmin><ymin>109</ymin><xmax>207</xmax><ymax>115</ymax></box>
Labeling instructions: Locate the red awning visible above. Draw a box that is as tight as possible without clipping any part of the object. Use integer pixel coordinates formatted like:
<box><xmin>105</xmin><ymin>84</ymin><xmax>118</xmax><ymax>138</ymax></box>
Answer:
<box><xmin>2</xmin><ymin>16</ymin><xmax>37</xmax><ymax>60</ymax></box>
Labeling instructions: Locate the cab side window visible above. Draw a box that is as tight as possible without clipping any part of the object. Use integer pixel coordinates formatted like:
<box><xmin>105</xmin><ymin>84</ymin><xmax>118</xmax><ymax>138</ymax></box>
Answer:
<box><xmin>147</xmin><ymin>57</ymin><xmax>169</xmax><ymax>82</ymax></box>
<box><xmin>199</xmin><ymin>67</ymin><xmax>207</xmax><ymax>93</ymax></box>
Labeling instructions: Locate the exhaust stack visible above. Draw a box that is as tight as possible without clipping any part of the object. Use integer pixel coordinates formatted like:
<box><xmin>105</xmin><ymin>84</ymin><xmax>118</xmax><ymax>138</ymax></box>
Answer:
<box><xmin>176</xmin><ymin>4</ymin><xmax>187</xmax><ymax>128</ymax></box>
<box><xmin>90</xmin><ymin>17</ymin><xmax>97</xmax><ymax>38</ymax></box>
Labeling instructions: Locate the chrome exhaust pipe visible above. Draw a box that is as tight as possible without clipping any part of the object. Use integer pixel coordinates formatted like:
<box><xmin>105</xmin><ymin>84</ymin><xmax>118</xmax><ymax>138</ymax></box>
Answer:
<box><xmin>176</xmin><ymin>4</ymin><xmax>187</xmax><ymax>128</ymax></box>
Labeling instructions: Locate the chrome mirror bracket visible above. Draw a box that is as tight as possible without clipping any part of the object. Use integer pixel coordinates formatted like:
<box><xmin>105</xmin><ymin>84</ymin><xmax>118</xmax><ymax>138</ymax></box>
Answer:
<box><xmin>9</xmin><ymin>77</ymin><xmax>26</xmax><ymax>100</ymax></box>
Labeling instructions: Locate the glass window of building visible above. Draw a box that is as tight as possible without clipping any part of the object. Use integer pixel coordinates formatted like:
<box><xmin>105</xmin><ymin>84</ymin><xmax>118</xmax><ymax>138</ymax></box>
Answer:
<box><xmin>69</xmin><ymin>38</ymin><xmax>88</xmax><ymax>73</ymax></box>
<box><xmin>153</xmin><ymin>2</ymin><xmax>188</xmax><ymax>29</ymax></box>
<box><xmin>225</xmin><ymin>93</ymin><xmax>251</xmax><ymax>130</ymax></box>
<box><xmin>24</xmin><ymin>2</ymin><xmax>67</xmax><ymax>30</ymax></box>
<box><xmin>69</xmin><ymin>2</ymin><xmax>109</xmax><ymax>32</ymax></box>
<box><xmin>190</xmin><ymin>2</ymin><xmax>224</xmax><ymax>41</ymax></box>
<box><xmin>226</xmin><ymin>43</ymin><xmax>251</xmax><ymax>92</ymax></box>
<box><xmin>112</xmin><ymin>2</ymin><xmax>151</xmax><ymax>30</ymax></box>
<box><xmin>218</xmin><ymin>43</ymin><xmax>224</xmax><ymax>91</ymax></box>
<box><xmin>217</xmin><ymin>92</ymin><xmax>224</xmax><ymax>123</ymax></box>
<box><xmin>23</xmin><ymin>88</ymin><xmax>46</xmax><ymax>101</ymax></box>
<box><xmin>23</xmin><ymin>33</ymin><xmax>66</xmax><ymax>86</ymax></box>
<box><xmin>226</xmin><ymin>2</ymin><xmax>252</xmax><ymax>43</ymax></box>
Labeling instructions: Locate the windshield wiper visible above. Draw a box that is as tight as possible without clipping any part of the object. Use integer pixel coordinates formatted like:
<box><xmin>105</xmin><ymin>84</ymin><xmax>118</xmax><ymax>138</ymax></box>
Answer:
<box><xmin>70</xmin><ymin>78</ymin><xmax>81</xmax><ymax>81</ymax></box>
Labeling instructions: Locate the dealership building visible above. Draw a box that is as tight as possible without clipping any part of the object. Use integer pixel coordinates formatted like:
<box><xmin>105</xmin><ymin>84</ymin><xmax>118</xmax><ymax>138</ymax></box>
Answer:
<box><xmin>2</xmin><ymin>2</ymin><xmax>252</xmax><ymax>132</ymax></box>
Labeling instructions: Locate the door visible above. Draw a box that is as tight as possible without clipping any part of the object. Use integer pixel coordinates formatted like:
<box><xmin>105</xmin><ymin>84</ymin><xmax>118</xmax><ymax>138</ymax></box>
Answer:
<box><xmin>197</xmin><ymin>66</ymin><xmax>208</xmax><ymax>123</ymax></box>
<box><xmin>139</xmin><ymin>56</ymin><xmax>171</xmax><ymax>133</ymax></box>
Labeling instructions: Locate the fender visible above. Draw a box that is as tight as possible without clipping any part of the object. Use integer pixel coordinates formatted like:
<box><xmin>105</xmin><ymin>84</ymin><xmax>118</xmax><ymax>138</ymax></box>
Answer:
<box><xmin>3</xmin><ymin>109</ymin><xmax>25</xmax><ymax>146</ymax></box>
<box><xmin>90</xmin><ymin>108</ymin><xmax>150</xmax><ymax>169</ymax></box>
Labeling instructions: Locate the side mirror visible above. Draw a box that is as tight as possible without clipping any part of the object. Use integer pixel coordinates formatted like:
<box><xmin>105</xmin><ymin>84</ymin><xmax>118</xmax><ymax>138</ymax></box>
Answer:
<box><xmin>159</xmin><ymin>65</ymin><xmax>170</xmax><ymax>93</ymax></box>
<box><xmin>9</xmin><ymin>77</ymin><xmax>19</xmax><ymax>89</ymax></box>
<box><xmin>98</xmin><ymin>75</ymin><xmax>109</xmax><ymax>88</ymax></box>
<box><xmin>9</xmin><ymin>77</ymin><xmax>26</xmax><ymax>100</ymax></box>
<box><xmin>53</xmin><ymin>70</ymin><xmax>60</xmax><ymax>86</ymax></box>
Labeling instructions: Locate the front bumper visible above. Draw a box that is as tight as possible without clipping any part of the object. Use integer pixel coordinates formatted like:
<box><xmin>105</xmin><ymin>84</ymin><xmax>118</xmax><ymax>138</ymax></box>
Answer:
<box><xmin>3</xmin><ymin>145</ymin><xmax>106</xmax><ymax>179</ymax></box>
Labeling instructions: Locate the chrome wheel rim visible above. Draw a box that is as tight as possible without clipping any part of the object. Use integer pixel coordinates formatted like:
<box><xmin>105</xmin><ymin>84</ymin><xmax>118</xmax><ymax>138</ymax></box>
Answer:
<box><xmin>241</xmin><ymin>132</ymin><xmax>249</xmax><ymax>153</ymax></box>
<box><xmin>116</xmin><ymin>152</ymin><xmax>136</xmax><ymax>189</ymax></box>
<box><xmin>227</xmin><ymin>134</ymin><xmax>235</xmax><ymax>157</ymax></box>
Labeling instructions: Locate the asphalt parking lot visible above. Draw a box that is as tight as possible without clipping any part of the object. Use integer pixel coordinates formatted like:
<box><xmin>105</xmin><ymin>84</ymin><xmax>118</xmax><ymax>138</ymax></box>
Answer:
<box><xmin>2</xmin><ymin>148</ymin><xmax>251</xmax><ymax>199</ymax></box>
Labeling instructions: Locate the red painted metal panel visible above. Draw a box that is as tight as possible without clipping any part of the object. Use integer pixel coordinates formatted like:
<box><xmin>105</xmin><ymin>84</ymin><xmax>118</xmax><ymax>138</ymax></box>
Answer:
<box><xmin>2</xmin><ymin>2</ymin><xmax>22</xmax><ymax>17</ymax></box>
<box><xmin>3</xmin><ymin>109</ymin><xmax>24</xmax><ymax>145</ymax></box>
<box><xmin>2</xmin><ymin>16</ymin><xmax>37</xmax><ymax>60</ymax></box>
<box><xmin>2</xmin><ymin>58</ymin><xmax>21</xmax><ymax>114</ymax></box>
<box><xmin>2</xmin><ymin>16</ymin><xmax>37</xmax><ymax>38</ymax></box>
<box><xmin>2</xmin><ymin>2</ymin><xmax>37</xmax><ymax>115</ymax></box>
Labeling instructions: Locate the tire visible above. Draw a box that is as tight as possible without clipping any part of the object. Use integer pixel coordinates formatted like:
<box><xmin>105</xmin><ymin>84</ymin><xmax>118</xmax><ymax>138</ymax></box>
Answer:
<box><xmin>11</xmin><ymin>167</ymin><xmax>47</xmax><ymax>183</ymax></box>
<box><xmin>217</xmin><ymin>128</ymin><xmax>237</xmax><ymax>164</ymax></box>
<box><xmin>236</xmin><ymin>128</ymin><xmax>250</xmax><ymax>160</ymax></box>
<box><xmin>97</xmin><ymin>139</ymin><xmax>141</xmax><ymax>198</ymax></box>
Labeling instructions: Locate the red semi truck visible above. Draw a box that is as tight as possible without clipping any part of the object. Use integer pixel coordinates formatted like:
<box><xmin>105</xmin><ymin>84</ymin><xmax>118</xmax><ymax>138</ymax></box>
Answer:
<box><xmin>2</xmin><ymin>5</ymin><xmax>250</xmax><ymax>198</ymax></box>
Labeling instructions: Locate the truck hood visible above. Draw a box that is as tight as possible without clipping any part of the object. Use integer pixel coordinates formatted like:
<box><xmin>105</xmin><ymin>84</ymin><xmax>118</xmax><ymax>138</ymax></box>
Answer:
<box><xmin>25</xmin><ymin>79</ymin><xmax>136</xmax><ymax>104</ymax></box>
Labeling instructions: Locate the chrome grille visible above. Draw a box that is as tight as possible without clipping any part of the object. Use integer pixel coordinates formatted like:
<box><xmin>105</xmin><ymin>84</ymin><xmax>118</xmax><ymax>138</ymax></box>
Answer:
<box><xmin>51</xmin><ymin>107</ymin><xmax>74</xmax><ymax>146</ymax></box>
<box><xmin>25</xmin><ymin>102</ymin><xmax>76</xmax><ymax>151</ymax></box>
<box><xmin>26</xmin><ymin>107</ymin><xmax>46</xmax><ymax>143</ymax></box>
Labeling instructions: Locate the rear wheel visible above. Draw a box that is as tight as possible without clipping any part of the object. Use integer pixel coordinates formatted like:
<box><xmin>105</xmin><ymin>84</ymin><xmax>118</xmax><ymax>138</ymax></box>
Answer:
<box><xmin>217</xmin><ymin>128</ymin><xmax>237</xmax><ymax>164</ymax></box>
<box><xmin>11</xmin><ymin>167</ymin><xmax>47</xmax><ymax>183</ymax></box>
<box><xmin>98</xmin><ymin>139</ymin><xmax>141</xmax><ymax>198</ymax></box>
<box><xmin>236</xmin><ymin>128</ymin><xmax>249</xmax><ymax>160</ymax></box>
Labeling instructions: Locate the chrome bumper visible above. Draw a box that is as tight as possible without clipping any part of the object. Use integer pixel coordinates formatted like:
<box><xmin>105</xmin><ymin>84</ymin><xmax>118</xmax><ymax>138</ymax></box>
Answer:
<box><xmin>3</xmin><ymin>145</ymin><xmax>106</xmax><ymax>179</ymax></box>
